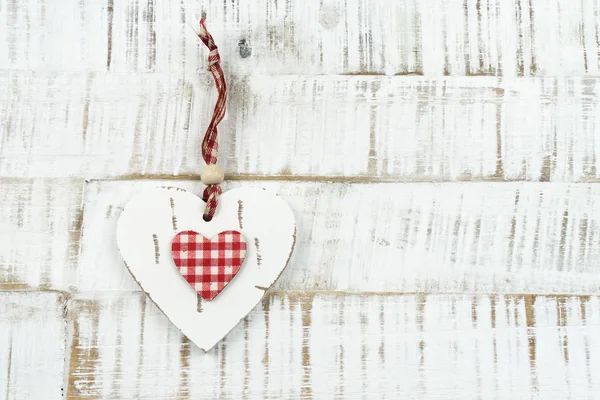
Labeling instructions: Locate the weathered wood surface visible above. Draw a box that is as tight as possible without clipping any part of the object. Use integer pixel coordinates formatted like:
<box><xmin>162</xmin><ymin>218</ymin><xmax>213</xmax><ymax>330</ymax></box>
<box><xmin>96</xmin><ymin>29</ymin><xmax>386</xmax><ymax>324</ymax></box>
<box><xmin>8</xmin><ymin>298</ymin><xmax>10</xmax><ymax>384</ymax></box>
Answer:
<box><xmin>67</xmin><ymin>292</ymin><xmax>600</xmax><ymax>399</ymax></box>
<box><xmin>0</xmin><ymin>291</ymin><xmax>68</xmax><ymax>400</ymax></box>
<box><xmin>79</xmin><ymin>180</ymin><xmax>600</xmax><ymax>294</ymax></box>
<box><xmin>2</xmin><ymin>0</ymin><xmax>599</xmax><ymax>76</ymax></box>
<box><xmin>3</xmin><ymin>73</ymin><xmax>600</xmax><ymax>181</ymax></box>
<box><xmin>2</xmin><ymin>0</ymin><xmax>600</xmax><ymax>398</ymax></box>
<box><xmin>0</xmin><ymin>179</ymin><xmax>83</xmax><ymax>290</ymax></box>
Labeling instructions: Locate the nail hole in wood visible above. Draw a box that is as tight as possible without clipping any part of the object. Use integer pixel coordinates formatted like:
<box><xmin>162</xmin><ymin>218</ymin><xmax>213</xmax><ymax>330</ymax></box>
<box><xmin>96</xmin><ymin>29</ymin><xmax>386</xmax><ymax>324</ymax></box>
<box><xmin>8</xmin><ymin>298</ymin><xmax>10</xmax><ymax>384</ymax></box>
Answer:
<box><xmin>238</xmin><ymin>38</ymin><xmax>252</xmax><ymax>58</ymax></box>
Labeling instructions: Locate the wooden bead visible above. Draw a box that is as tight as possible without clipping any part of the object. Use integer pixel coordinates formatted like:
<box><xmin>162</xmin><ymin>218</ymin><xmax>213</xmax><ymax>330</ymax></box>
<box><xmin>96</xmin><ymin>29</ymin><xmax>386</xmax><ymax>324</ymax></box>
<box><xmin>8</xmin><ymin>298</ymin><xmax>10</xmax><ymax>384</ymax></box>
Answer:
<box><xmin>201</xmin><ymin>164</ymin><xmax>225</xmax><ymax>185</ymax></box>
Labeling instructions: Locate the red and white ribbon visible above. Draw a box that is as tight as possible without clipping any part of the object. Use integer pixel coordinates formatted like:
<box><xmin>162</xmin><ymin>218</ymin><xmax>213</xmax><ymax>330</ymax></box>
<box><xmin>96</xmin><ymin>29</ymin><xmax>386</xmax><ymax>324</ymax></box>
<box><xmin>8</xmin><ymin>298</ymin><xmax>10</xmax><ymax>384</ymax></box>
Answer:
<box><xmin>197</xmin><ymin>19</ymin><xmax>227</xmax><ymax>220</ymax></box>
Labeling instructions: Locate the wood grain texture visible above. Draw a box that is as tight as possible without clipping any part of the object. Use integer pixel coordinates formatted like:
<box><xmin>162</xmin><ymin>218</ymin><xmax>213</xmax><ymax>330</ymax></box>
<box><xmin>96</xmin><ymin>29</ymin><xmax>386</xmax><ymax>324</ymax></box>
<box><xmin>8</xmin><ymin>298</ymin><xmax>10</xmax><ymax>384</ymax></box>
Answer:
<box><xmin>0</xmin><ymin>291</ymin><xmax>68</xmax><ymax>400</ymax></box>
<box><xmin>3</xmin><ymin>73</ymin><xmax>600</xmax><ymax>181</ymax></box>
<box><xmin>2</xmin><ymin>0</ymin><xmax>599</xmax><ymax>76</ymax></box>
<box><xmin>66</xmin><ymin>292</ymin><xmax>600</xmax><ymax>399</ymax></box>
<box><xmin>0</xmin><ymin>179</ymin><xmax>83</xmax><ymax>290</ymax></box>
<box><xmin>79</xmin><ymin>180</ymin><xmax>600</xmax><ymax>294</ymax></box>
<box><xmin>3</xmin><ymin>0</ymin><xmax>600</xmax><ymax>396</ymax></box>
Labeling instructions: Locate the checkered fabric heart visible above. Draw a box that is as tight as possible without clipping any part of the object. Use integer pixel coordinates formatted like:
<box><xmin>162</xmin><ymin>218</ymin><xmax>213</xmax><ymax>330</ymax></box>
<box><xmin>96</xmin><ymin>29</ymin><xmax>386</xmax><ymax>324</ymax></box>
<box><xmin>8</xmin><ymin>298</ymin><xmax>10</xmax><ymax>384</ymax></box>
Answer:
<box><xmin>171</xmin><ymin>230</ymin><xmax>247</xmax><ymax>301</ymax></box>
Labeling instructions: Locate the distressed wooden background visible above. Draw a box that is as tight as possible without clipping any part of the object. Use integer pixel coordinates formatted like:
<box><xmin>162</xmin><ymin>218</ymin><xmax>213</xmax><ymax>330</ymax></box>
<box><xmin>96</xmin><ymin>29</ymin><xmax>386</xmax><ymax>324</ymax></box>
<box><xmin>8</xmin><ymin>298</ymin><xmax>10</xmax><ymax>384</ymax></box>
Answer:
<box><xmin>2</xmin><ymin>0</ymin><xmax>600</xmax><ymax>398</ymax></box>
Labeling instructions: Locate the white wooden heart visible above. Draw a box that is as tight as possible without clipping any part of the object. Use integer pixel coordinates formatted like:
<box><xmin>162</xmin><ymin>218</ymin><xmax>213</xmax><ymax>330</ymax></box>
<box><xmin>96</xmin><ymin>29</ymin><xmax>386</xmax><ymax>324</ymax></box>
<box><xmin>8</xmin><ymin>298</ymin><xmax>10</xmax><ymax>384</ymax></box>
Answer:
<box><xmin>116</xmin><ymin>186</ymin><xmax>296</xmax><ymax>351</ymax></box>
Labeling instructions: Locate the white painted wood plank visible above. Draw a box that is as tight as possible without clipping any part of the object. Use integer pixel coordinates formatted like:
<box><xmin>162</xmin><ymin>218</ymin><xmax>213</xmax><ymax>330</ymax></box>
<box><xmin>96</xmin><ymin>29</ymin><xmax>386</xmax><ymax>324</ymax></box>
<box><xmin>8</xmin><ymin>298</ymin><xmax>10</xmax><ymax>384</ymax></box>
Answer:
<box><xmin>3</xmin><ymin>73</ymin><xmax>600</xmax><ymax>181</ymax></box>
<box><xmin>66</xmin><ymin>292</ymin><xmax>600</xmax><ymax>399</ymax></box>
<box><xmin>2</xmin><ymin>0</ymin><xmax>598</xmax><ymax>76</ymax></box>
<box><xmin>0</xmin><ymin>179</ymin><xmax>83</xmax><ymax>290</ymax></box>
<box><xmin>0</xmin><ymin>291</ymin><xmax>68</xmax><ymax>400</ymax></box>
<box><xmin>79</xmin><ymin>180</ymin><xmax>600</xmax><ymax>294</ymax></box>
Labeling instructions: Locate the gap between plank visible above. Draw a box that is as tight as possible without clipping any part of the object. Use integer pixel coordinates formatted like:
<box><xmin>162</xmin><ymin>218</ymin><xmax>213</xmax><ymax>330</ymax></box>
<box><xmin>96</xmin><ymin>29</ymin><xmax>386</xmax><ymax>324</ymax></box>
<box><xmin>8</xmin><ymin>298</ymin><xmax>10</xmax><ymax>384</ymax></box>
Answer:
<box><xmin>88</xmin><ymin>174</ymin><xmax>550</xmax><ymax>184</ymax></box>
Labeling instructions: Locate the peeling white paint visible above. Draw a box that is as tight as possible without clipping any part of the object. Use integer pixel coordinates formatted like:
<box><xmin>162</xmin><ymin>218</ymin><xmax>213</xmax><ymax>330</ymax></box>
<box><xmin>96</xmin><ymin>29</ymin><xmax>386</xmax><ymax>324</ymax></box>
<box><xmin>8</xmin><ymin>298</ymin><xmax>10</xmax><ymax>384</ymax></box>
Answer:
<box><xmin>79</xmin><ymin>180</ymin><xmax>600</xmax><ymax>294</ymax></box>
<box><xmin>2</xmin><ymin>74</ymin><xmax>600</xmax><ymax>181</ymax></box>
<box><xmin>1</xmin><ymin>0</ymin><xmax>599</xmax><ymax>397</ymax></box>
<box><xmin>66</xmin><ymin>292</ymin><xmax>600</xmax><ymax>399</ymax></box>
<box><xmin>1</xmin><ymin>0</ymin><xmax>598</xmax><ymax>75</ymax></box>
<box><xmin>0</xmin><ymin>292</ymin><xmax>67</xmax><ymax>400</ymax></box>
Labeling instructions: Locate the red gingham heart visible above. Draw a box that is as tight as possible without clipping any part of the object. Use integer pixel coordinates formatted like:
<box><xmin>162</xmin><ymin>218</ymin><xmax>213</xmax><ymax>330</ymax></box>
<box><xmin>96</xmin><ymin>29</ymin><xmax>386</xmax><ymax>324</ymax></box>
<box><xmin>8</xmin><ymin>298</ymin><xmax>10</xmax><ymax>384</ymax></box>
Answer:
<box><xmin>171</xmin><ymin>230</ymin><xmax>247</xmax><ymax>301</ymax></box>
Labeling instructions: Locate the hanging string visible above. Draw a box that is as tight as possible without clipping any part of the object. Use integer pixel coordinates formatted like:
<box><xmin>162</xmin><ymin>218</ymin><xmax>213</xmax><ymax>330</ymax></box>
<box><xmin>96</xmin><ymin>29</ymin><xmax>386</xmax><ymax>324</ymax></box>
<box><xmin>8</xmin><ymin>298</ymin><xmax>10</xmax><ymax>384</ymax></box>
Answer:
<box><xmin>196</xmin><ymin>18</ymin><xmax>227</xmax><ymax>221</ymax></box>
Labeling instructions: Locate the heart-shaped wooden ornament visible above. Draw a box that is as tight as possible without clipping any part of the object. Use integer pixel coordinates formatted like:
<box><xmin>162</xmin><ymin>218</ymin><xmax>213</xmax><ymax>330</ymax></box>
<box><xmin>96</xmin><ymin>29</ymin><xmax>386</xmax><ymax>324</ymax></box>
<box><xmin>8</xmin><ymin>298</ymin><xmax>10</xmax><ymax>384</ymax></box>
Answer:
<box><xmin>116</xmin><ymin>187</ymin><xmax>296</xmax><ymax>351</ymax></box>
